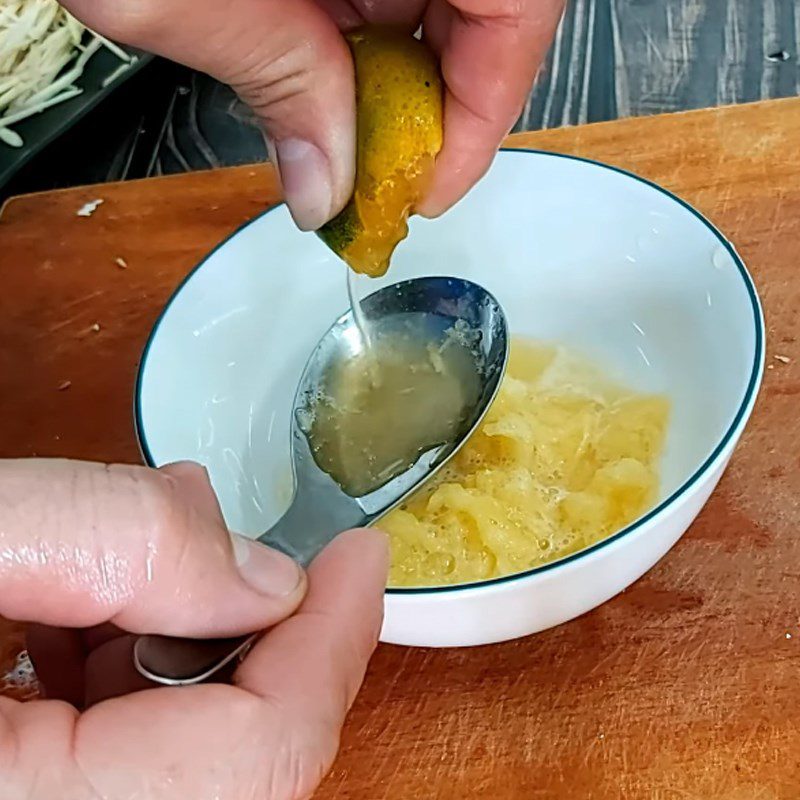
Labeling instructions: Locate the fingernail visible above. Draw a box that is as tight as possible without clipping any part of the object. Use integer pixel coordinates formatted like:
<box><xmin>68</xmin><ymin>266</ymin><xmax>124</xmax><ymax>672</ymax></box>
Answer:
<box><xmin>231</xmin><ymin>534</ymin><xmax>303</xmax><ymax>597</ymax></box>
<box><xmin>274</xmin><ymin>138</ymin><xmax>333</xmax><ymax>231</ymax></box>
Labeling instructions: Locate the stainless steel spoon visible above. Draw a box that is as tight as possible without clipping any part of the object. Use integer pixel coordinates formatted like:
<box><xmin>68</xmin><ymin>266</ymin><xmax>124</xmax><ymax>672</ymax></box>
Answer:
<box><xmin>133</xmin><ymin>276</ymin><xmax>508</xmax><ymax>686</ymax></box>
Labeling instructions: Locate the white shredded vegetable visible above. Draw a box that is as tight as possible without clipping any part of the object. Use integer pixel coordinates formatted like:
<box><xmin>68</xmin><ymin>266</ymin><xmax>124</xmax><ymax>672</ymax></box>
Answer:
<box><xmin>0</xmin><ymin>0</ymin><xmax>135</xmax><ymax>148</ymax></box>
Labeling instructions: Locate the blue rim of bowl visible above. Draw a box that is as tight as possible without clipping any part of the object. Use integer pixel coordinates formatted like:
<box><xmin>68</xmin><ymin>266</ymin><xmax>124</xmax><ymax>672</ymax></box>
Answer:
<box><xmin>134</xmin><ymin>148</ymin><xmax>765</xmax><ymax>596</ymax></box>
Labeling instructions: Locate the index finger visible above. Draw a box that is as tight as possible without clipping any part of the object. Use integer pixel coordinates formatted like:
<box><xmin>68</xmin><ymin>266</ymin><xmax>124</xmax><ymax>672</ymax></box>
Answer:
<box><xmin>418</xmin><ymin>0</ymin><xmax>565</xmax><ymax>217</ymax></box>
<box><xmin>235</xmin><ymin>529</ymin><xmax>388</xmax><ymax>739</ymax></box>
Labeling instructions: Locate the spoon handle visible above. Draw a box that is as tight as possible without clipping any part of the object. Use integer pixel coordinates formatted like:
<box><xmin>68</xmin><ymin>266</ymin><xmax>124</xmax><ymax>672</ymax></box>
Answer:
<box><xmin>132</xmin><ymin>488</ymin><xmax>367</xmax><ymax>686</ymax></box>
<box><xmin>257</xmin><ymin>481</ymin><xmax>369</xmax><ymax>566</ymax></box>
<box><xmin>134</xmin><ymin>632</ymin><xmax>258</xmax><ymax>685</ymax></box>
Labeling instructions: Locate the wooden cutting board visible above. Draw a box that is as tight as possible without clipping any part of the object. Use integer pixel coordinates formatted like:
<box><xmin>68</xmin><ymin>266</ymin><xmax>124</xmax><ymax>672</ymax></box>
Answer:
<box><xmin>2</xmin><ymin>98</ymin><xmax>800</xmax><ymax>798</ymax></box>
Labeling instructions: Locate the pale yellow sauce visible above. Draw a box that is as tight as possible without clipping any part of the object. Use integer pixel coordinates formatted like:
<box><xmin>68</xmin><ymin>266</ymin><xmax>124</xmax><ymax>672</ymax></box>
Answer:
<box><xmin>307</xmin><ymin>313</ymin><xmax>481</xmax><ymax>497</ymax></box>
<box><xmin>382</xmin><ymin>339</ymin><xmax>670</xmax><ymax>587</ymax></box>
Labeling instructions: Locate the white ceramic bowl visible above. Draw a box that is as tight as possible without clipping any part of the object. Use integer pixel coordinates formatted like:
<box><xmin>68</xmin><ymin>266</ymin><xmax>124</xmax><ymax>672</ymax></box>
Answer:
<box><xmin>136</xmin><ymin>150</ymin><xmax>764</xmax><ymax>648</ymax></box>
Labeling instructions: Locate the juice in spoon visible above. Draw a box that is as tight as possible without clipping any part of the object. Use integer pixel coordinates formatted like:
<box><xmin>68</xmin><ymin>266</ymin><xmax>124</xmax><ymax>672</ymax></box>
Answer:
<box><xmin>303</xmin><ymin>311</ymin><xmax>482</xmax><ymax>497</ymax></box>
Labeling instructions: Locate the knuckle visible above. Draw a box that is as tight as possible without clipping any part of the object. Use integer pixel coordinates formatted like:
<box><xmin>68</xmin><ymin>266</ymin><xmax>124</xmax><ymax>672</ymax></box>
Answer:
<box><xmin>223</xmin><ymin>695</ymin><xmax>336</xmax><ymax>800</ymax></box>
<box><xmin>71</xmin><ymin>0</ymin><xmax>165</xmax><ymax>44</ymax></box>
<box><xmin>449</xmin><ymin>0</ymin><xmax>525</xmax><ymax>20</ymax></box>
<box><xmin>117</xmin><ymin>465</ymin><xmax>188</xmax><ymax>563</ymax></box>
<box><xmin>265</xmin><ymin>726</ymin><xmax>336</xmax><ymax>800</ymax></box>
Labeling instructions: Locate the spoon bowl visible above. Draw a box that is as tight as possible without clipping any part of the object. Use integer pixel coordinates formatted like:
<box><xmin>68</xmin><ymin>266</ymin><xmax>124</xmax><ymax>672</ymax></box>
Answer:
<box><xmin>269</xmin><ymin>276</ymin><xmax>508</xmax><ymax>564</ymax></box>
<box><xmin>134</xmin><ymin>276</ymin><xmax>508</xmax><ymax>685</ymax></box>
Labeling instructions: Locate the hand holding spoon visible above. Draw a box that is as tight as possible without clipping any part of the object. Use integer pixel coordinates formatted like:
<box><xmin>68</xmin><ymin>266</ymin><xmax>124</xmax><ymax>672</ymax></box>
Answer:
<box><xmin>134</xmin><ymin>276</ymin><xmax>508</xmax><ymax>686</ymax></box>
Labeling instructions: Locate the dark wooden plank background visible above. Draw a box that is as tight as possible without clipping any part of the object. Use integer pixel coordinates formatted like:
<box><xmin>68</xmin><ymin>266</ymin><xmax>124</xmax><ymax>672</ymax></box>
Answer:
<box><xmin>3</xmin><ymin>0</ymin><xmax>800</xmax><ymax>198</ymax></box>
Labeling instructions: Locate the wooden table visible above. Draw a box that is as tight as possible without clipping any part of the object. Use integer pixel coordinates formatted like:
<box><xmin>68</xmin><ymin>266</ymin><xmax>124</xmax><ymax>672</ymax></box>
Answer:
<box><xmin>2</xmin><ymin>98</ymin><xmax>799</xmax><ymax>798</ymax></box>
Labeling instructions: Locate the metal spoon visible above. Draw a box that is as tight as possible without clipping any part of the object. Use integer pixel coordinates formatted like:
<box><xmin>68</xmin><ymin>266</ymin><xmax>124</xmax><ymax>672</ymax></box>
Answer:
<box><xmin>134</xmin><ymin>276</ymin><xmax>508</xmax><ymax>686</ymax></box>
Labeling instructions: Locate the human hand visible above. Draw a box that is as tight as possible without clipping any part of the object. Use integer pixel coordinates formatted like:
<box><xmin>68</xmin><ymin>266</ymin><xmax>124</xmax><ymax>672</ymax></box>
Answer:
<box><xmin>61</xmin><ymin>0</ymin><xmax>564</xmax><ymax>229</ymax></box>
<box><xmin>0</xmin><ymin>459</ymin><xmax>388</xmax><ymax>799</ymax></box>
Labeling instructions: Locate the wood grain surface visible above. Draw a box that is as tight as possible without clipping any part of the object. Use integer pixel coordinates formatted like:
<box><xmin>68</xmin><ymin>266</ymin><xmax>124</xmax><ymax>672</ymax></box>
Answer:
<box><xmin>523</xmin><ymin>0</ymin><xmax>800</xmax><ymax>129</ymax></box>
<box><xmin>1</xmin><ymin>98</ymin><xmax>800</xmax><ymax>798</ymax></box>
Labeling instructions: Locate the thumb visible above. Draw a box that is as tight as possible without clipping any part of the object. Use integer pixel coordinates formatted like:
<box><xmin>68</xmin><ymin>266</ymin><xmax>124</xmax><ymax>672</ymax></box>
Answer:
<box><xmin>61</xmin><ymin>0</ymin><xmax>355</xmax><ymax>230</ymax></box>
<box><xmin>0</xmin><ymin>459</ymin><xmax>306</xmax><ymax>637</ymax></box>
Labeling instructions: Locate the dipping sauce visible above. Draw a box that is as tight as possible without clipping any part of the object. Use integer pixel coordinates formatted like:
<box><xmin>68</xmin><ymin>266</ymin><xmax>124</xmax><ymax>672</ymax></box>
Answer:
<box><xmin>304</xmin><ymin>314</ymin><xmax>482</xmax><ymax>497</ymax></box>
<box><xmin>382</xmin><ymin>339</ymin><xmax>670</xmax><ymax>587</ymax></box>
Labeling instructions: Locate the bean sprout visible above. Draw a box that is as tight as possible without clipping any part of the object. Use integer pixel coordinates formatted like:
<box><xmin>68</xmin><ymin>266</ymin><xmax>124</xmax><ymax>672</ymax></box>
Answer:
<box><xmin>0</xmin><ymin>0</ymin><xmax>135</xmax><ymax>148</ymax></box>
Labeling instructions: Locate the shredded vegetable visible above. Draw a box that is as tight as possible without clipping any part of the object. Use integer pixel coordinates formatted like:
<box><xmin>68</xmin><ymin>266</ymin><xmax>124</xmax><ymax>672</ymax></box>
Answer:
<box><xmin>0</xmin><ymin>0</ymin><xmax>136</xmax><ymax>147</ymax></box>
